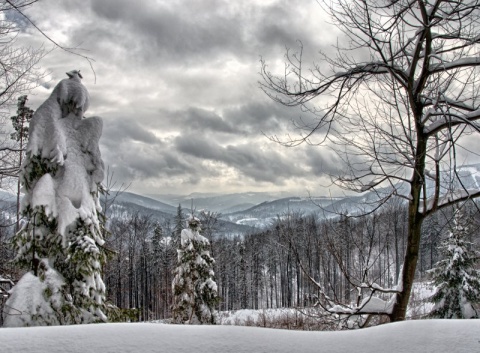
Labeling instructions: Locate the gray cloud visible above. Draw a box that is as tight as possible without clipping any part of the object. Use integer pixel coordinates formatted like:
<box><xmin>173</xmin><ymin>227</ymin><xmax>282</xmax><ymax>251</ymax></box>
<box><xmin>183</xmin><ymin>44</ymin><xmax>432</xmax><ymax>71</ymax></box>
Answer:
<box><xmin>306</xmin><ymin>149</ymin><xmax>342</xmax><ymax>177</ymax></box>
<box><xmin>164</xmin><ymin>108</ymin><xmax>237</xmax><ymax>134</ymax></box>
<box><xmin>86</xmin><ymin>0</ymin><xmax>247</xmax><ymax>66</ymax></box>
<box><xmin>102</xmin><ymin>117</ymin><xmax>160</xmax><ymax>145</ymax></box>
<box><xmin>19</xmin><ymin>0</ymin><xmax>345</xmax><ymax>196</ymax></box>
<box><xmin>175</xmin><ymin>133</ymin><xmax>305</xmax><ymax>183</ymax></box>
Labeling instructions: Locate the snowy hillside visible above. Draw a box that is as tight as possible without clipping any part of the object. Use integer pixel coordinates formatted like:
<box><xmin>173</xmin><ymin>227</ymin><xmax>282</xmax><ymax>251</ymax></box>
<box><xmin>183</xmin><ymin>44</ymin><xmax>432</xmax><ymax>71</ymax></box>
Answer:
<box><xmin>107</xmin><ymin>191</ymin><xmax>177</xmax><ymax>214</ymax></box>
<box><xmin>1</xmin><ymin>320</ymin><xmax>478</xmax><ymax>353</ymax></box>
<box><xmin>107</xmin><ymin>192</ymin><xmax>255</xmax><ymax>236</ymax></box>
<box><xmin>223</xmin><ymin>196</ymin><xmax>341</xmax><ymax>228</ymax></box>
<box><xmin>147</xmin><ymin>191</ymin><xmax>295</xmax><ymax>213</ymax></box>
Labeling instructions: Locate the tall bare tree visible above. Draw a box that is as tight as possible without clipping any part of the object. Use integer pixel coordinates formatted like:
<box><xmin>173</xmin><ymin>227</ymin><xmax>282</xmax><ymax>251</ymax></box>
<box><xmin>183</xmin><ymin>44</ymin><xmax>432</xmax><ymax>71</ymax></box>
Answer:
<box><xmin>261</xmin><ymin>0</ymin><xmax>480</xmax><ymax>321</ymax></box>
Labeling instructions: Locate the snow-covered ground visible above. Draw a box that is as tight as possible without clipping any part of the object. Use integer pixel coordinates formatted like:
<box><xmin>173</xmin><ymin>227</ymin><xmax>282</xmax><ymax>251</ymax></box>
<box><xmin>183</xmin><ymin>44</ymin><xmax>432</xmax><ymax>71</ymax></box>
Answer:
<box><xmin>217</xmin><ymin>281</ymin><xmax>437</xmax><ymax>329</ymax></box>
<box><xmin>1</xmin><ymin>320</ymin><xmax>478</xmax><ymax>353</ymax></box>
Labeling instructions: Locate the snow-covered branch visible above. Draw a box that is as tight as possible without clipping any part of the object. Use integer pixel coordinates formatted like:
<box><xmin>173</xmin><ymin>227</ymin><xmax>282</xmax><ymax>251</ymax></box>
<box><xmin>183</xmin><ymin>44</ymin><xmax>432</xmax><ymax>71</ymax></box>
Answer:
<box><xmin>429</xmin><ymin>57</ymin><xmax>480</xmax><ymax>74</ymax></box>
<box><xmin>421</xmin><ymin>189</ymin><xmax>480</xmax><ymax>215</ymax></box>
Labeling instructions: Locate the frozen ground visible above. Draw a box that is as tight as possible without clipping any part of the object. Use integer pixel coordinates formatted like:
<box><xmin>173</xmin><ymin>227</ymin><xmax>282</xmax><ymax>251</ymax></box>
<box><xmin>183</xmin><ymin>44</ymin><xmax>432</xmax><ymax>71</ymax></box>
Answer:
<box><xmin>1</xmin><ymin>319</ymin><xmax>478</xmax><ymax>353</ymax></box>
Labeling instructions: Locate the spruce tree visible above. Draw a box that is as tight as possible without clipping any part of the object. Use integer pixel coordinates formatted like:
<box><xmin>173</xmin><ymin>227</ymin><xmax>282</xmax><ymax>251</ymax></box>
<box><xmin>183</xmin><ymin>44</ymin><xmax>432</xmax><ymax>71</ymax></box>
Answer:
<box><xmin>3</xmin><ymin>71</ymin><xmax>107</xmax><ymax>327</ymax></box>
<box><xmin>172</xmin><ymin>215</ymin><xmax>219</xmax><ymax>324</ymax></box>
<box><xmin>172</xmin><ymin>204</ymin><xmax>185</xmax><ymax>250</ymax></box>
<box><xmin>429</xmin><ymin>208</ymin><xmax>480</xmax><ymax>319</ymax></box>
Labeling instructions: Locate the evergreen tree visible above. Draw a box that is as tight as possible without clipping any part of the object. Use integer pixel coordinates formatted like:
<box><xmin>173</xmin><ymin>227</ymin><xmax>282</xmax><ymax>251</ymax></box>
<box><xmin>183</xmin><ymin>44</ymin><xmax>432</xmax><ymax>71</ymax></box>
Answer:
<box><xmin>10</xmin><ymin>95</ymin><xmax>34</xmax><ymax>232</ymax></box>
<box><xmin>429</xmin><ymin>208</ymin><xmax>480</xmax><ymax>319</ymax></box>
<box><xmin>172</xmin><ymin>215</ymin><xmax>219</xmax><ymax>324</ymax></box>
<box><xmin>3</xmin><ymin>72</ymin><xmax>107</xmax><ymax>327</ymax></box>
<box><xmin>152</xmin><ymin>222</ymin><xmax>163</xmax><ymax>272</ymax></box>
<box><xmin>172</xmin><ymin>204</ymin><xmax>185</xmax><ymax>250</ymax></box>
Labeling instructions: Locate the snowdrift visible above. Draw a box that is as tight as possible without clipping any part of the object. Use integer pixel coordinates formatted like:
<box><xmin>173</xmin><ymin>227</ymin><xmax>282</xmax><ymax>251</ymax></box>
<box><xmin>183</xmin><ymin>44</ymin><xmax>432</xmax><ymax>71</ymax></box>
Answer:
<box><xmin>0</xmin><ymin>319</ymin><xmax>478</xmax><ymax>353</ymax></box>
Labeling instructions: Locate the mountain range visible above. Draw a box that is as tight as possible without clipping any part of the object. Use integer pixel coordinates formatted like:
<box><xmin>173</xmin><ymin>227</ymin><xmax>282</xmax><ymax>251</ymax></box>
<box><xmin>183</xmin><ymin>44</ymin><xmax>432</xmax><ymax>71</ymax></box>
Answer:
<box><xmin>2</xmin><ymin>163</ymin><xmax>480</xmax><ymax>234</ymax></box>
<box><xmin>111</xmin><ymin>163</ymin><xmax>480</xmax><ymax>231</ymax></box>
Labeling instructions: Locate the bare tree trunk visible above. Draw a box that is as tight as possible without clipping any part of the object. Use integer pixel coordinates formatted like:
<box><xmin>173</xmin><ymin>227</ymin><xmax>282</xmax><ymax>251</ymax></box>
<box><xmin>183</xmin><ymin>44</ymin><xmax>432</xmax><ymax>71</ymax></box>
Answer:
<box><xmin>391</xmin><ymin>133</ymin><xmax>427</xmax><ymax>321</ymax></box>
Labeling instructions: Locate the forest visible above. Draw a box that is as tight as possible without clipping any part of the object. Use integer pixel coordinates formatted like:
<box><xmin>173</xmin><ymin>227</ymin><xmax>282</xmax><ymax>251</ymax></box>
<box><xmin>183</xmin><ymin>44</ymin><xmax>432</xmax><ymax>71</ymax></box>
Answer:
<box><xmin>1</xmin><ymin>0</ymin><xmax>480</xmax><ymax>332</ymax></box>
<box><xmin>93</xmin><ymin>196</ymin><xmax>480</xmax><ymax>323</ymax></box>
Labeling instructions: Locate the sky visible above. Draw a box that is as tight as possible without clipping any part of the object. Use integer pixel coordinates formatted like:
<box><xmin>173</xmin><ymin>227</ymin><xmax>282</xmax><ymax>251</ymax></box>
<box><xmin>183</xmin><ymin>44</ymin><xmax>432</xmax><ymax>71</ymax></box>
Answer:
<box><xmin>1</xmin><ymin>319</ymin><xmax>478</xmax><ymax>353</ymax></box>
<box><xmin>9</xmin><ymin>0</ymin><xmax>345</xmax><ymax>197</ymax></box>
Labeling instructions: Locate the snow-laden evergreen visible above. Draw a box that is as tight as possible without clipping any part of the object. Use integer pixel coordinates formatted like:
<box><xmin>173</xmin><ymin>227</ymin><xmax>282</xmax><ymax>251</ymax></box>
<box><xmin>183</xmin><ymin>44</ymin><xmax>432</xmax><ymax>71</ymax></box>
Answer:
<box><xmin>172</xmin><ymin>215</ymin><xmax>219</xmax><ymax>324</ymax></box>
<box><xmin>3</xmin><ymin>70</ymin><xmax>107</xmax><ymax>327</ymax></box>
<box><xmin>428</xmin><ymin>208</ymin><xmax>480</xmax><ymax>319</ymax></box>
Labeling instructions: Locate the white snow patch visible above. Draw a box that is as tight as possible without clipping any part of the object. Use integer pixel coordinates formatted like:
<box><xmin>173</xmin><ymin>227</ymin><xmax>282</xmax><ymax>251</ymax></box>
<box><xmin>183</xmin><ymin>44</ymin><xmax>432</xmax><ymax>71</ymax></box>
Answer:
<box><xmin>0</xmin><ymin>320</ymin><xmax>478</xmax><ymax>353</ymax></box>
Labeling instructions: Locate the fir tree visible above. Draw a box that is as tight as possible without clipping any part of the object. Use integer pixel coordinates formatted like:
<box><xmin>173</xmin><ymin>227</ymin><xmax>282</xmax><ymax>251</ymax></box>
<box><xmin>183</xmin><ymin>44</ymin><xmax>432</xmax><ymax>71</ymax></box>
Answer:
<box><xmin>172</xmin><ymin>215</ymin><xmax>219</xmax><ymax>324</ymax></box>
<box><xmin>429</xmin><ymin>208</ymin><xmax>480</xmax><ymax>319</ymax></box>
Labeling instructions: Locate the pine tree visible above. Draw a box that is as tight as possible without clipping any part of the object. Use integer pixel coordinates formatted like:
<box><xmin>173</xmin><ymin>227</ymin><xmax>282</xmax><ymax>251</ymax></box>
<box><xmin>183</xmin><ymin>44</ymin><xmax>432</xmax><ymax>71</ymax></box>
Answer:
<box><xmin>172</xmin><ymin>215</ymin><xmax>219</xmax><ymax>324</ymax></box>
<box><xmin>429</xmin><ymin>208</ymin><xmax>480</xmax><ymax>319</ymax></box>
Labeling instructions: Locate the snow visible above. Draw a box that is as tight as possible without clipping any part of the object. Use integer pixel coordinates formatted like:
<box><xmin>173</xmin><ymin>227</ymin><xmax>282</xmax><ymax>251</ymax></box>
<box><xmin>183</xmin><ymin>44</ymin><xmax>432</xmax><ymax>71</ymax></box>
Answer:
<box><xmin>27</xmin><ymin>70</ymin><xmax>88</xmax><ymax>161</ymax></box>
<box><xmin>3</xmin><ymin>268</ymin><xmax>65</xmax><ymax>327</ymax></box>
<box><xmin>25</xmin><ymin>112</ymin><xmax>104</xmax><ymax>238</ymax></box>
<box><xmin>424</xmin><ymin>109</ymin><xmax>480</xmax><ymax>135</ymax></box>
<box><xmin>173</xmin><ymin>220</ymin><xmax>218</xmax><ymax>324</ymax></box>
<box><xmin>21</xmin><ymin>70</ymin><xmax>104</xmax><ymax>239</ymax></box>
<box><xmin>358</xmin><ymin>296</ymin><xmax>394</xmax><ymax>313</ymax></box>
<box><xmin>0</xmin><ymin>320</ymin><xmax>478</xmax><ymax>353</ymax></box>
<box><xmin>429</xmin><ymin>56</ymin><xmax>480</xmax><ymax>73</ymax></box>
<box><xmin>6</xmin><ymin>71</ymin><xmax>107</xmax><ymax>326</ymax></box>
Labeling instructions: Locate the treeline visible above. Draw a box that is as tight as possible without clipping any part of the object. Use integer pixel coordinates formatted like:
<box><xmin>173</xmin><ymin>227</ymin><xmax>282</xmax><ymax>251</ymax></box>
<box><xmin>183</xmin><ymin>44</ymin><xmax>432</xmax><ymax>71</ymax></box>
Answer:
<box><xmin>101</xmin><ymin>199</ymin><xmax>480</xmax><ymax>320</ymax></box>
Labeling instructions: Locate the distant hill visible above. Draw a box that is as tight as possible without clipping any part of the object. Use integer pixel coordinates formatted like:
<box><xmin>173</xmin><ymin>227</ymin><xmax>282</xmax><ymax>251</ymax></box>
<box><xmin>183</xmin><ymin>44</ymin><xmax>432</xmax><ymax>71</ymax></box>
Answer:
<box><xmin>222</xmin><ymin>196</ymin><xmax>343</xmax><ymax>228</ymax></box>
<box><xmin>107</xmin><ymin>191</ymin><xmax>255</xmax><ymax>236</ymax></box>
<box><xmin>108</xmin><ymin>191</ymin><xmax>177</xmax><ymax>214</ymax></box>
<box><xmin>6</xmin><ymin>162</ymin><xmax>480</xmax><ymax>233</ymax></box>
<box><xmin>146</xmin><ymin>191</ymin><xmax>295</xmax><ymax>213</ymax></box>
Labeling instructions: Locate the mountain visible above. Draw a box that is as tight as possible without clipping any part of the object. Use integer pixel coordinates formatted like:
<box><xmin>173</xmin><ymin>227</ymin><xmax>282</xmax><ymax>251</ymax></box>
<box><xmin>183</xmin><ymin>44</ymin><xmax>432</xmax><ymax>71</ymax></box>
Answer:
<box><xmin>146</xmin><ymin>191</ymin><xmax>296</xmax><ymax>213</ymax></box>
<box><xmin>108</xmin><ymin>191</ymin><xmax>256</xmax><ymax>236</ymax></box>
<box><xmin>7</xmin><ymin>162</ymin><xmax>480</xmax><ymax>233</ymax></box>
<box><xmin>222</xmin><ymin>196</ymin><xmax>343</xmax><ymax>228</ymax></box>
<box><xmin>0</xmin><ymin>189</ymin><xmax>16</xmax><ymax>203</ymax></box>
<box><xmin>110</xmin><ymin>191</ymin><xmax>177</xmax><ymax>214</ymax></box>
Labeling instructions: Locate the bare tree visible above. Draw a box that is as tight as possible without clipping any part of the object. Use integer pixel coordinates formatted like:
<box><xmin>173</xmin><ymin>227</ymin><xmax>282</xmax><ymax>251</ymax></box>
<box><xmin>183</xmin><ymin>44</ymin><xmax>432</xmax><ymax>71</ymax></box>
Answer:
<box><xmin>0</xmin><ymin>0</ymin><xmax>98</xmax><ymax>186</ymax></box>
<box><xmin>0</xmin><ymin>1</ymin><xmax>46</xmax><ymax>115</ymax></box>
<box><xmin>261</xmin><ymin>0</ymin><xmax>480</xmax><ymax>321</ymax></box>
<box><xmin>0</xmin><ymin>0</ymin><xmax>46</xmax><ymax>193</ymax></box>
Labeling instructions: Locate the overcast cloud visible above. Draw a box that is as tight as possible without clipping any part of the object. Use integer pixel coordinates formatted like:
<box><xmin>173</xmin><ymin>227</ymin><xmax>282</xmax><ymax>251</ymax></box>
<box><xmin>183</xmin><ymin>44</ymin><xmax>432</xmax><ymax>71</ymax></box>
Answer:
<box><xmin>14</xmin><ymin>0</ymin><xmax>342</xmax><ymax>196</ymax></box>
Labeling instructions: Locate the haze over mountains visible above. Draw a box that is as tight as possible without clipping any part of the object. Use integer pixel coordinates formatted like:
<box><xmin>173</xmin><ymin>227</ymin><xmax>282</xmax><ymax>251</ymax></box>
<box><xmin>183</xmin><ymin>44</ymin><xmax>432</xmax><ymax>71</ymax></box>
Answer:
<box><xmin>111</xmin><ymin>191</ymin><xmax>339</xmax><ymax>231</ymax></box>
<box><xmin>107</xmin><ymin>162</ymin><xmax>480</xmax><ymax>230</ymax></box>
<box><xmin>2</xmin><ymin>163</ymin><xmax>480</xmax><ymax>233</ymax></box>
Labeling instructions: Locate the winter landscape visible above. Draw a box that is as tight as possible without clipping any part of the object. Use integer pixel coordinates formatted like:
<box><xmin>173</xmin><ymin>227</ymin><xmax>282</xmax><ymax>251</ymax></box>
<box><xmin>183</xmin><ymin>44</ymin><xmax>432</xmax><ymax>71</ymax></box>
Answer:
<box><xmin>1</xmin><ymin>0</ymin><xmax>480</xmax><ymax>352</ymax></box>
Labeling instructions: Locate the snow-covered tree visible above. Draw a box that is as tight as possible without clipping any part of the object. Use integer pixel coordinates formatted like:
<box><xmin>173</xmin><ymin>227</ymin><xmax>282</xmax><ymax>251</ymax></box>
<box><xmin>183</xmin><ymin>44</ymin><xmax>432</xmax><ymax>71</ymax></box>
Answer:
<box><xmin>172</xmin><ymin>215</ymin><xmax>219</xmax><ymax>324</ymax></box>
<box><xmin>172</xmin><ymin>204</ymin><xmax>185</xmax><ymax>250</ymax></box>
<box><xmin>429</xmin><ymin>208</ymin><xmax>480</xmax><ymax>319</ymax></box>
<box><xmin>3</xmin><ymin>70</ymin><xmax>107</xmax><ymax>327</ymax></box>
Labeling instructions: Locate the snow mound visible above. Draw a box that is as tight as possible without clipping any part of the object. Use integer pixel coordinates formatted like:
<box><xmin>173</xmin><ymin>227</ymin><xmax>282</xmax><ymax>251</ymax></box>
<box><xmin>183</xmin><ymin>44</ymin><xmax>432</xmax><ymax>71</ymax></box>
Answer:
<box><xmin>0</xmin><ymin>320</ymin><xmax>478</xmax><ymax>353</ymax></box>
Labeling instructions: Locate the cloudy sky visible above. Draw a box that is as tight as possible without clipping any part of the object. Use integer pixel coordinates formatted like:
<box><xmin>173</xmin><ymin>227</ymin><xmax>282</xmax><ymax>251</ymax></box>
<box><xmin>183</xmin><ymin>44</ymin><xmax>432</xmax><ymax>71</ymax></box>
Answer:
<box><xmin>14</xmin><ymin>0</ymin><xmax>343</xmax><ymax>197</ymax></box>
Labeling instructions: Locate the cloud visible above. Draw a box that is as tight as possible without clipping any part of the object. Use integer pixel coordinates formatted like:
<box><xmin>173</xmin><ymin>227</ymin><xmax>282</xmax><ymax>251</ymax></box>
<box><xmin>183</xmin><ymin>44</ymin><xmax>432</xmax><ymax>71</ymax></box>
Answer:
<box><xmin>102</xmin><ymin>117</ymin><xmax>160</xmax><ymax>145</ymax></box>
<box><xmin>17</xmin><ymin>0</ymin><xmax>347</xmax><ymax>196</ymax></box>
<box><xmin>162</xmin><ymin>108</ymin><xmax>237</xmax><ymax>134</ymax></box>
<box><xmin>174</xmin><ymin>133</ymin><xmax>306</xmax><ymax>183</ymax></box>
